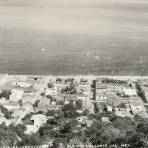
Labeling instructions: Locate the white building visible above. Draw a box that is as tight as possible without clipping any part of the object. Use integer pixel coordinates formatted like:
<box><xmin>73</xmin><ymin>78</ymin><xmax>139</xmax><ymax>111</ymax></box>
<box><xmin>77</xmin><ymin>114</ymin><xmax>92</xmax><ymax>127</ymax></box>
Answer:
<box><xmin>130</xmin><ymin>104</ymin><xmax>144</xmax><ymax>115</ymax></box>
<box><xmin>13</xmin><ymin>82</ymin><xmax>32</xmax><ymax>88</ymax></box>
<box><xmin>10</xmin><ymin>89</ymin><xmax>24</xmax><ymax>102</ymax></box>
<box><xmin>45</xmin><ymin>88</ymin><xmax>57</xmax><ymax>96</ymax></box>
<box><xmin>30</xmin><ymin>114</ymin><xmax>47</xmax><ymax>127</ymax></box>
<box><xmin>3</xmin><ymin>102</ymin><xmax>20</xmax><ymax>111</ymax></box>
<box><xmin>25</xmin><ymin>125</ymin><xmax>39</xmax><ymax>134</ymax></box>
<box><xmin>107</xmin><ymin>106</ymin><xmax>112</xmax><ymax>112</ymax></box>
<box><xmin>0</xmin><ymin>116</ymin><xmax>12</xmax><ymax>126</ymax></box>
<box><xmin>123</xmin><ymin>88</ymin><xmax>137</xmax><ymax>97</ymax></box>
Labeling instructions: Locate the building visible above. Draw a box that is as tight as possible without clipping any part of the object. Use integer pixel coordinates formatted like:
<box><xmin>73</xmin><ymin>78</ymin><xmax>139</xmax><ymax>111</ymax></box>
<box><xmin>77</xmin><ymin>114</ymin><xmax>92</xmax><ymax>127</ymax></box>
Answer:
<box><xmin>0</xmin><ymin>116</ymin><xmax>12</xmax><ymax>126</ymax></box>
<box><xmin>22</xmin><ymin>102</ymin><xmax>34</xmax><ymax>113</ymax></box>
<box><xmin>45</xmin><ymin>88</ymin><xmax>57</xmax><ymax>96</ymax></box>
<box><xmin>101</xmin><ymin>117</ymin><xmax>110</xmax><ymax>123</ymax></box>
<box><xmin>38</xmin><ymin>97</ymin><xmax>51</xmax><ymax>108</ymax></box>
<box><xmin>123</xmin><ymin>88</ymin><xmax>137</xmax><ymax>97</ymax></box>
<box><xmin>130</xmin><ymin>104</ymin><xmax>144</xmax><ymax>115</ymax></box>
<box><xmin>115</xmin><ymin>108</ymin><xmax>133</xmax><ymax>118</ymax></box>
<box><xmin>22</xmin><ymin>93</ymin><xmax>37</xmax><ymax>104</ymax></box>
<box><xmin>3</xmin><ymin>102</ymin><xmax>20</xmax><ymax>111</ymax></box>
<box><xmin>30</xmin><ymin>114</ymin><xmax>47</xmax><ymax>127</ymax></box>
<box><xmin>11</xmin><ymin>109</ymin><xmax>28</xmax><ymax>125</ymax></box>
<box><xmin>82</xmin><ymin>98</ymin><xmax>94</xmax><ymax>114</ymax></box>
<box><xmin>25</xmin><ymin>125</ymin><xmax>39</xmax><ymax>134</ymax></box>
<box><xmin>107</xmin><ymin>106</ymin><xmax>113</xmax><ymax>113</ymax></box>
<box><xmin>10</xmin><ymin>89</ymin><xmax>24</xmax><ymax>102</ymax></box>
<box><xmin>13</xmin><ymin>82</ymin><xmax>32</xmax><ymax>88</ymax></box>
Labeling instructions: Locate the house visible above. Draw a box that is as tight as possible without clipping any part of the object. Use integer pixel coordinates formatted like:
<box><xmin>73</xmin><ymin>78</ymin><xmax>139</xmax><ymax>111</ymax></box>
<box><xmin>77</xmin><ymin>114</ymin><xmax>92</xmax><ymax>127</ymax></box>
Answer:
<box><xmin>30</xmin><ymin>114</ymin><xmax>47</xmax><ymax>127</ymax></box>
<box><xmin>0</xmin><ymin>116</ymin><xmax>12</xmax><ymax>126</ymax></box>
<box><xmin>11</xmin><ymin>109</ymin><xmax>28</xmax><ymax>125</ymax></box>
<box><xmin>64</xmin><ymin>99</ymin><xmax>70</xmax><ymax>105</ymax></box>
<box><xmin>107</xmin><ymin>106</ymin><xmax>113</xmax><ymax>113</ymax></box>
<box><xmin>25</xmin><ymin>125</ymin><xmax>39</xmax><ymax>134</ymax></box>
<box><xmin>123</xmin><ymin>88</ymin><xmax>137</xmax><ymax>97</ymax></box>
<box><xmin>12</xmin><ymin>109</ymin><xmax>25</xmax><ymax>119</ymax></box>
<box><xmin>22</xmin><ymin>102</ymin><xmax>34</xmax><ymax>113</ymax></box>
<box><xmin>45</xmin><ymin>88</ymin><xmax>57</xmax><ymax>96</ymax></box>
<box><xmin>34</xmin><ymin>107</ymin><xmax>48</xmax><ymax>114</ymax></box>
<box><xmin>96</xmin><ymin>81</ymin><xmax>107</xmax><ymax>89</ymax></box>
<box><xmin>76</xmin><ymin>116</ymin><xmax>87</xmax><ymax>123</ymax></box>
<box><xmin>115</xmin><ymin>108</ymin><xmax>133</xmax><ymax>118</ymax></box>
<box><xmin>10</xmin><ymin>89</ymin><xmax>24</xmax><ymax>102</ymax></box>
<box><xmin>38</xmin><ymin>97</ymin><xmax>51</xmax><ymax>108</ymax></box>
<box><xmin>130</xmin><ymin>104</ymin><xmax>144</xmax><ymax>115</ymax></box>
<box><xmin>102</xmin><ymin>117</ymin><xmax>110</xmax><ymax>123</ymax></box>
<box><xmin>3</xmin><ymin>102</ymin><xmax>20</xmax><ymax>111</ymax></box>
<box><xmin>13</xmin><ymin>82</ymin><xmax>32</xmax><ymax>88</ymax></box>
<box><xmin>76</xmin><ymin>116</ymin><xmax>93</xmax><ymax>127</ymax></box>
<box><xmin>0</xmin><ymin>97</ymin><xmax>8</xmax><ymax>105</ymax></box>
<box><xmin>82</xmin><ymin>99</ymin><xmax>94</xmax><ymax>114</ymax></box>
<box><xmin>55</xmin><ymin>96</ymin><xmax>65</xmax><ymax>105</ymax></box>
<box><xmin>22</xmin><ymin>93</ymin><xmax>37</xmax><ymax>104</ymax></box>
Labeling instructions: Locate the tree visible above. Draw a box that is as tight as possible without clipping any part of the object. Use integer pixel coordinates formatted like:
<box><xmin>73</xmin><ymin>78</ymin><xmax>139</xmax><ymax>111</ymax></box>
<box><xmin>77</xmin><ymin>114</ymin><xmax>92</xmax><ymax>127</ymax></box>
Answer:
<box><xmin>18</xmin><ymin>134</ymin><xmax>43</xmax><ymax>146</ymax></box>
<box><xmin>0</xmin><ymin>105</ymin><xmax>12</xmax><ymax>119</ymax></box>
<box><xmin>22</xmin><ymin>113</ymin><xmax>33</xmax><ymax>125</ymax></box>
<box><xmin>56</xmin><ymin>78</ymin><xmax>62</xmax><ymax>83</ymax></box>
<box><xmin>47</xmin><ymin>83</ymin><xmax>54</xmax><ymax>88</ymax></box>
<box><xmin>0</xmin><ymin>123</ymin><xmax>20</xmax><ymax>146</ymax></box>
<box><xmin>62</xmin><ymin>102</ymin><xmax>77</xmax><ymax>118</ymax></box>
<box><xmin>1</xmin><ymin>89</ymin><xmax>11</xmax><ymax>100</ymax></box>
<box><xmin>33</xmin><ymin>100</ymin><xmax>40</xmax><ymax>107</ymax></box>
<box><xmin>75</xmin><ymin>100</ymin><xmax>83</xmax><ymax>110</ymax></box>
<box><xmin>136</xmin><ymin>82</ymin><xmax>147</xmax><ymax>103</ymax></box>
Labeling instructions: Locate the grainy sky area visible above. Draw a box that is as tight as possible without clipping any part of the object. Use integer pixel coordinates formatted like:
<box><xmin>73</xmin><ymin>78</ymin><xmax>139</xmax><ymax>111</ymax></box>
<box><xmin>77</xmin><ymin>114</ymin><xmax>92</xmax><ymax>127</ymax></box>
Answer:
<box><xmin>0</xmin><ymin>0</ymin><xmax>148</xmax><ymax>75</ymax></box>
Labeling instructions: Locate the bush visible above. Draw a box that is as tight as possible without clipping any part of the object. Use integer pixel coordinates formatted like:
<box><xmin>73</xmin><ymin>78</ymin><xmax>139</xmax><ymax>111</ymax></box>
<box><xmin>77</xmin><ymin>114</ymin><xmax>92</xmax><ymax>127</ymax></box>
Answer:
<box><xmin>1</xmin><ymin>89</ymin><xmax>11</xmax><ymax>100</ymax></box>
<box><xmin>0</xmin><ymin>105</ymin><xmax>12</xmax><ymax>119</ymax></box>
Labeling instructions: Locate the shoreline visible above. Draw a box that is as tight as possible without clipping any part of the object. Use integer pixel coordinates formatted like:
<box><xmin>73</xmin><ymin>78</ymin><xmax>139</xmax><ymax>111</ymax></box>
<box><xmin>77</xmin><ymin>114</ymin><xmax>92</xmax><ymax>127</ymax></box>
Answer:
<box><xmin>4</xmin><ymin>74</ymin><xmax>148</xmax><ymax>80</ymax></box>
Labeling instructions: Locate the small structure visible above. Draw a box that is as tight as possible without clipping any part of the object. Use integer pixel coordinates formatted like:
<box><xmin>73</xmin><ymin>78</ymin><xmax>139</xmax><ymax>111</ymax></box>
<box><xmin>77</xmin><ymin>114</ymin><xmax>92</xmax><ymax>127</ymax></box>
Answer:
<box><xmin>55</xmin><ymin>96</ymin><xmax>65</xmax><ymax>105</ymax></box>
<box><xmin>13</xmin><ymin>82</ymin><xmax>32</xmax><ymax>88</ymax></box>
<box><xmin>115</xmin><ymin>107</ymin><xmax>132</xmax><ymax>118</ymax></box>
<box><xmin>25</xmin><ymin>125</ymin><xmax>39</xmax><ymax>134</ymax></box>
<box><xmin>3</xmin><ymin>102</ymin><xmax>20</xmax><ymax>111</ymax></box>
<box><xmin>10</xmin><ymin>89</ymin><xmax>24</xmax><ymax>102</ymax></box>
<box><xmin>107</xmin><ymin>106</ymin><xmax>112</xmax><ymax>113</ymax></box>
<box><xmin>0</xmin><ymin>116</ymin><xmax>12</xmax><ymax>126</ymax></box>
<box><xmin>123</xmin><ymin>88</ymin><xmax>137</xmax><ymax>97</ymax></box>
<box><xmin>22</xmin><ymin>102</ymin><xmax>34</xmax><ymax>113</ymax></box>
<box><xmin>30</xmin><ymin>114</ymin><xmax>47</xmax><ymax>127</ymax></box>
<box><xmin>22</xmin><ymin>93</ymin><xmax>37</xmax><ymax>104</ymax></box>
<box><xmin>130</xmin><ymin>104</ymin><xmax>144</xmax><ymax>115</ymax></box>
<box><xmin>82</xmin><ymin>99</ymin><xmax>94</xmax><ymax>114</ymax></box>
<box><xmin>38</xmin><ymin>97</ymin><xmax>51</xmax><ymax>108</ymax></box>
<box><xmin>11</xmin><ymin>109</ymin><xmax>28</xmax><ymax>125</ymax></box>
<box><xmin>101</xmin><ymin>117</ymin><xmax>110</xmax><ymax>123</ymax></box>
<box><xmin>45</xmin><ymin>88</ymin><xmax>57</xmax><ymax>96</ymax></box>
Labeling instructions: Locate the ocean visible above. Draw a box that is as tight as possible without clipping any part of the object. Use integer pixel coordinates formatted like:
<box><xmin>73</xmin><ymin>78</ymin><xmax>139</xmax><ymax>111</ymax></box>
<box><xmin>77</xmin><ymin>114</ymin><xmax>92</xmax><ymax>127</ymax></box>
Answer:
<box><xmin>0</xmin><ymin>0</ymin><xmax>148</xmax><ymax>75</ymax></box>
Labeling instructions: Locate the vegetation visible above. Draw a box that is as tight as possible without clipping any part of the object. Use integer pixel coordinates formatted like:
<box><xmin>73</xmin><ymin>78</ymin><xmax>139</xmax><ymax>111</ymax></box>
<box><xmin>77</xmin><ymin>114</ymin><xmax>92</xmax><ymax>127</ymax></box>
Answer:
<box><xmin>47</xmin><ymin>83</ymin><xmax>54</xmax><ymax>88</ymax></box>
<box><xmin>0</xmin><ymin>89</ymin><xmax>11</xmax><ymax>100</ymax></box>
<box><xmin>61</xmin><ymin>84</ymin><xmax>77</xmax><ymax>94</ymax></box>
<box><xmin>0</xmin><ymin>100</ymin><xmax>147</xmax><ymax>147</ymax></box>
<box><xmin>102</xmin><ymin>78</ymin><xmax>127</xmax><ymax>85</ymax></box>
<box><xmin>0</xmin><ymin>105</ymin><xmax>12</xmax><ymax>119</ymax></box>
<box><xmin>136</xmin><ymin>82</ymin><xmax>147</xmax><ymax>103</ymax></box>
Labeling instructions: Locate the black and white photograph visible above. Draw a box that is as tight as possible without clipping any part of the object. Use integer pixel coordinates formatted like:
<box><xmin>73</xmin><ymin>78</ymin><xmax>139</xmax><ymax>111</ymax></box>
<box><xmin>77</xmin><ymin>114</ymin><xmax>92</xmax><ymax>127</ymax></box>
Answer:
<box><xmin>0</xmin><ymin>0</ymin><xmax>148</xmax><ymax>147</ymax></box>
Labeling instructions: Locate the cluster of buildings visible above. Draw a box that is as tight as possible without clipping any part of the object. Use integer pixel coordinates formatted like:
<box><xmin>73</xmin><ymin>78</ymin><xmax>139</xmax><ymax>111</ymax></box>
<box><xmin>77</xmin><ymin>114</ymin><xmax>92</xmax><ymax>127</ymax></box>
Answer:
<box><xmin>0</xmin><ymin>75</ymin><xmax>147</xmax><ymax>135</ymax></box>
<box><xmin>93</xmin><ymin>77</ymin><xmax>148</xmax><ymax>119</ymax></box>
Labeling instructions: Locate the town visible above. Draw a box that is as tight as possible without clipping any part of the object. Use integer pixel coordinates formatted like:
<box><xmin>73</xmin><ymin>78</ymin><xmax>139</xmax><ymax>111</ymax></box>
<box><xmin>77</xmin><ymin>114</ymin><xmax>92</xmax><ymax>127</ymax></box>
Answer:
<box><xmin>0</xmin><ymin>74</ymin><xmax>148</xmax><ymax>147</ymax></box>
